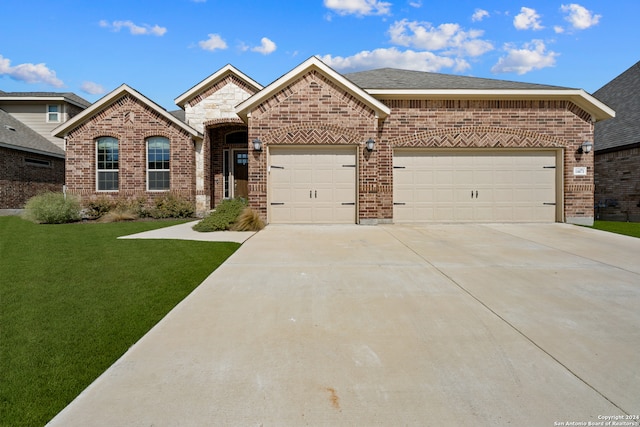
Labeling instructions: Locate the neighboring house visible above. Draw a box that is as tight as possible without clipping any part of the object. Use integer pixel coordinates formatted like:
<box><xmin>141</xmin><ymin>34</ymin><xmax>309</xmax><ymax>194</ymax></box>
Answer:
<box><xmin>0</xmin><ymin>108</ymin><xmax>65</xmax><ymax>208</ymax></box>
<box><xmin>0</xmin><ymin>91</ymin><xmax>91</xmax><ymax>151</ymax></box>
<box><xmin>54</xmin><ymin>57</ymin><xmax>614</xmax><ymax>225</ymax></box>
<box><xmin>593</xmin><ymin>60</ymin><xmax>640</xmax><ymax>222</ymax></box>
<box><xmin>0</xmin><ymin>91</ymin><xmax>90</xmax><ymax>208</ymax></box>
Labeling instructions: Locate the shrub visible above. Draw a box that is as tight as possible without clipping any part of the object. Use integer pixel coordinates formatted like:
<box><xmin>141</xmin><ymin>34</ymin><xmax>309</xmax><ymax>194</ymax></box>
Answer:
<box><xmin>150</xmin><ymin>193</ymin><xmax>195</xmax><ymax>219</ymax></box>
<box><xmin>97</xmin><ymin>209</ymin><xmax>139</xmax><ymax>223</ymax></box>
<box><xmin>23</xmin><ymin>192</ymin><xmax>81</xmax><ymax>224</ymax></box>
<box><xmin>231</xmin><ymin>207</ymin><xmax>265</xmax><ymax>231</ymax></box>
<box><xmin>84</xmin><ymin>196</ymin><xmax>116</xmax><ymax>219</ymax></box>
<box><xmin>193</xmin><ymin>198</ymin><xmax>247</xmax><ymax>232</ymax></box>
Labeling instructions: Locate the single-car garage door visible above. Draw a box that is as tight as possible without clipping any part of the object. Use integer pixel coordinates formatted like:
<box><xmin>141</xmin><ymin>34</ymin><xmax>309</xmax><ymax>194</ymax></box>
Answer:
<box><xmin>393</xmin><ymin>150</ymin><xmax>558</xmax><ymax>222</ymax></box>
<box><xmin>269</xmin><ymin>146</ymin><xmax>357</xmax><ymax>223</ymax></box>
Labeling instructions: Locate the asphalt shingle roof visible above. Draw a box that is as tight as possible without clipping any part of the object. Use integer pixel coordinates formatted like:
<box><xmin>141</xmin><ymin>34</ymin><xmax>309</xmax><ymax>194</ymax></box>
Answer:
<box><xmin>344</xmin><ymin>68</ymin><xmax>574</xmax><ymax>90</ymax></box>
<box><xmin>0</xmin><ymin>91</ymin><xmax>91</xmax><ymax>108</ymax></box>
<box><xmin>0</xmin><ymin>108</ymin><xmax>65</xmax><ymax>157</ymax></box>
<box><xmin>593</xmin><ymin>61</ymin><xmax>640</xmax><ymax>152</ymax></box>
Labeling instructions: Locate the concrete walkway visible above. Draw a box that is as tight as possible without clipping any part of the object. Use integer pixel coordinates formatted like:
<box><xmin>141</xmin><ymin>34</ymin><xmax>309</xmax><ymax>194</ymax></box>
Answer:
<box><xmin>47</xmin><ymin>223</ymin><xmax>640</xmax><ymax>426</ymax></box>
<box><xmin>118</xmin><ymin>220</ymin><xmax>256</xmax><ymax>243</ymax></box>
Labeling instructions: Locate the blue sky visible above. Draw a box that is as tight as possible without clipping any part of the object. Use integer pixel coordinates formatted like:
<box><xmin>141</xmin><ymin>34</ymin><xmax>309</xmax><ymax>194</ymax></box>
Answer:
<box><xmin>1</xmin><ymin>0</ymin><xmax>638</xmax><ymax>110</ymax></box>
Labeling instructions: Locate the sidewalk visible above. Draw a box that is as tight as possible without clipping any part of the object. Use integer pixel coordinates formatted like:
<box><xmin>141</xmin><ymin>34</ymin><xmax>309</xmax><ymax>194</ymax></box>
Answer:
<box><xmin>118</xmin><ymin>220</ymin><xmax>256</xmax><ymax>243</ymax></box>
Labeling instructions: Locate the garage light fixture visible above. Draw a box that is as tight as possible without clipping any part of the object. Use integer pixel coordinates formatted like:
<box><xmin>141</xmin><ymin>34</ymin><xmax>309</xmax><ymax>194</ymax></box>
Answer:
<box><xmin>578</xmin><ymin>141</ymin><xmax>593</xmax><ymax>154</ymax></box>
<box><xmin>365</xmin><ymin>138</ymin><xmax>376</xmax><ymax>151</ymax></box>
<box><xmin>253</xmin><ymin>138</ymin><xmax>263</xmax><ymax>151</ymax></box>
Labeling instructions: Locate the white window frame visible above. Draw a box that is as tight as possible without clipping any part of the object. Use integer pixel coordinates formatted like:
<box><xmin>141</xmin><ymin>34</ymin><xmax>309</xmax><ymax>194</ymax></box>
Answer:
<box><xmin>146</xmin><ymin>137</ymin><xmax>170</xmax><ymax>191</ymax></box>
<box><xmin>46</xmin><ymin>104</ymin><xmax>61</xmax><ymax>123</ymax></box>
<box><xmin>96</xmin><ymin>137</ymin><xmax>119</xmax><ymax>192</ymax></box>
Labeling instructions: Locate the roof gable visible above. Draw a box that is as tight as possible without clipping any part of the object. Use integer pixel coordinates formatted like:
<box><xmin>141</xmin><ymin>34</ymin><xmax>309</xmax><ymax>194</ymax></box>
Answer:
<box><xmin>175</xmin><ymin>64</ymin><xmax>263</xmax><ymax>109</ymax></box>
<box><xmin>594</xmin><ymin>61</ymin><xmax>640</xmax><ymax>151</ymax></box>
<box><xmin>53</xmin><ymin>84</ymin><xmax>201</xmax><ymax>139</ymax></box>
<box><xmin>0</xmin><ymin>109</ymin><xmax>65</xmax><ymax>157</ymax></box>
<box><xmin>235</xmin><ymin>57</ymin><xmax>391</xmax><ymax>122</ymax></box>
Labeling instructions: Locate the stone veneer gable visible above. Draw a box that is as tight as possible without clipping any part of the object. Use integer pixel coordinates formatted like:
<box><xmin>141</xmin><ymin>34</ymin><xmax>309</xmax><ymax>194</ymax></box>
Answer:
<box><xmin>184</xmin><ymin>75</ymin><xmax>259</xmax><ymax>133</ymax></box>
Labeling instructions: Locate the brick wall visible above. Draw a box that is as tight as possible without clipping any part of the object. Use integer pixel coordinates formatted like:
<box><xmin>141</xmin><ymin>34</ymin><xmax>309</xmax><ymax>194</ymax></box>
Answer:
<box><xmin>247</xmin><ymin>70</ymin><xmax>380</xmax><ymax>221</ymax></box>
<box><xmin>0</xmin><ymin>147</ymin><xmax>65</xmax><ymax>208</ymax></box>
<box><xmin>595</xmin><ymin>146</ymin><xmax>640</xmax><ymax>221</ymax></box>
<box><xmin>244</xmin><ymin>69</ymin><xmax>594</xmax><ymax>223</ymax></box>
<box><xmin>65</xmin><ymin>94</ymin><xmax>196</xmax><ymax>206</ymax></box>
<box><xmin>381</xmin><ymin>99</ymin><xmax>594</xmax><ymax>223</ymax></box>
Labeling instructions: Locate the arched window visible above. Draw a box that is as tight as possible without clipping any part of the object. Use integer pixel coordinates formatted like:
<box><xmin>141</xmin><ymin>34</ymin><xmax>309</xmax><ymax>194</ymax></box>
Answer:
<box><xmin>147</xmin><ymin>137</ymin><xmax>170</xmax><ymax>191</ymax></box>
<box><xmin>96</xmin><ymin>137</ymin><xmax>119</xmax><ymax>191</ymax></box>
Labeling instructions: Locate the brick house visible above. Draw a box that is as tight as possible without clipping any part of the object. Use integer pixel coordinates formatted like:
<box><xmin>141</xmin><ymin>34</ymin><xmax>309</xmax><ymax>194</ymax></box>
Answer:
<box><xmin>0</xmin><ymin>91</ymin><xmax>90</xmax><ymax>208</ymax></box>
<box><xmin>593</xmin><ymin>60</ymin><xmax>640</xmax><ymax>222</ymax></box>
<box><xmin>55</xmin><ymin>57</ymin><xmax>614</xmax><ymax>225</ymax></box>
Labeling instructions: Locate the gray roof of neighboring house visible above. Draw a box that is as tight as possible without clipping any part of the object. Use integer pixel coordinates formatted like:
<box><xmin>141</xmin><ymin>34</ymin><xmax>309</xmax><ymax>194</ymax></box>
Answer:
<box><xmin>0</xmin><ymin>91</ymin><xmax>91</xmax><ymax>108</ymax></box>
<box><xmin>0</xmin><ymin>108</ymin><xmax>65</xmax><ymax>157</ymax></box>
<box><xmin>169</xmin><ymin>110</ymin><xmax>186</xmax><ymax>122</ymax></box>
<box><xmin>344</xmin><ymin>68</ymin><xmax>574</xmax><ymax>90</ymax></box>
<box><xmin>593</xmin><ymin>61</ymin><xmax>640</xmax><ymax>152</ymax></box>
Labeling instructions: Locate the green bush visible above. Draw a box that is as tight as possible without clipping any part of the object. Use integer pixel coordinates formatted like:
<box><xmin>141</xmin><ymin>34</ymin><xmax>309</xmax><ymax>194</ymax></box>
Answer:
<box><xmin>23</xmin><ymin>192</ymin><xmax>81</xmax><ymax>224</ymax></box>
<box><xmin>193</xmin><ymin>198</ymin><xmax>247</xmax><ymax>232</ymax></box>
<box><xmin>150</xmin><ymin>193</ymin><xmax>195</xmax><ymax>219</ymax></box>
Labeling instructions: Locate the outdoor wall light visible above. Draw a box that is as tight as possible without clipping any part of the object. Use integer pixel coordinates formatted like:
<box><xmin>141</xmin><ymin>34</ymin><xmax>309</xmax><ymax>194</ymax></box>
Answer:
<box><xmin>253</xmin><ymin>138</ymin><xmax>263</xmax><ymax>151</ymax></box>
<box><xmin>365</xmin><ymin>138</ymin><xmax>376</xmax><ymax>151</ymax></box>
<box><xmin>578</xmin><ymin>141</ymin><xmax>593</xmax><ymax>154</ymax></box>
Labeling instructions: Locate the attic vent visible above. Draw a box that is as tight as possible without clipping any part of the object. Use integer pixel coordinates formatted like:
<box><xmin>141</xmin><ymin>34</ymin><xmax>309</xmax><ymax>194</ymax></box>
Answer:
<box><xmin>3</xmin><ymin>124</ymin><xmax>16</xmax><ymax>131</ymax></box>
<box><xmin>25</xmin><ymin>158</ymin><xmax>52</xmax><ymax>167</ymax></box>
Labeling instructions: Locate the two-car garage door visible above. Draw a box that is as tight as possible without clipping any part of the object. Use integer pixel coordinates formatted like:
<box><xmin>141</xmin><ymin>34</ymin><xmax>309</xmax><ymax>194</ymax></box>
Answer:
<box><xmin>393</xmin><ymin>150</ymin><xmax>558</xmax><ymax>223</ymax></box>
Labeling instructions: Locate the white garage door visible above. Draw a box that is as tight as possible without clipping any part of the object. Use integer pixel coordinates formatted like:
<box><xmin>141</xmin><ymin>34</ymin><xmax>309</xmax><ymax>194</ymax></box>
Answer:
<box><xmin>394</xmin><ymin>150</ymin><xmax>558</xmax><ymax>223</ymax></box>
<box><xmin>269</xmin><ymin>146</ymin><xmax>357</xmax><ymax>223</ymax></box>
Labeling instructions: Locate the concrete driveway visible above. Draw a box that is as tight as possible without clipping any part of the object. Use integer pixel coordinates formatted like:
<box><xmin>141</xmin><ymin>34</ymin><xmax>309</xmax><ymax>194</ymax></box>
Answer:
<box><xmin>48</xmin><ymin>224</ymin><xmax>640</xmax><ymax>426</ymax></box>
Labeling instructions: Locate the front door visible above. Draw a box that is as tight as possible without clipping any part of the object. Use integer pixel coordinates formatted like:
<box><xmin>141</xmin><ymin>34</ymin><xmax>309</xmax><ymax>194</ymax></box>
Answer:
<box><xmin>234</xmin><ymin>150</ymin><xmax>249</xmax><ymax>199</ymax></box>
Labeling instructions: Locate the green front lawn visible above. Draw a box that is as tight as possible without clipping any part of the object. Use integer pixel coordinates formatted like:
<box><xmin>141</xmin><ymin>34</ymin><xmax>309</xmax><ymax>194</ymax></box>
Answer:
<box><xmin>591</xmin><ymin>220</ymin><xmax>640</xmax><ymax>238</ymax></box>
<box><xmin>0</xmin><ymin>217</ymin><xmax>239</xmax><ymax>427</ymax></box>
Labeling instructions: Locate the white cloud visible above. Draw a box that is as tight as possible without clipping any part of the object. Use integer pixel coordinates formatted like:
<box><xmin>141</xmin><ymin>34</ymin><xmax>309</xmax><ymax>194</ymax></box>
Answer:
<box><xmin>199</xmin><ymin>34</ymin><xmax>228</xmax><ymax>51</ymax></box>
<box><xmin>80</xmin><ymin>81</ymin><xmax>106</xmax><ymax>95</ymax></box>
<box><xmin>388</xmin><ymin>20</ymin><xmax>493</xmax><ymax>57</ymax></box>
<box><xmin>561</xmin><ymin>3</ymin><xmax>601</xmax><ymax>30</ymax></box>
<box><xmin>472</xmin><ymin>9</ymin><xmax>489</xmax><ymax>22</ymax></box>
<box><xmin>513</xmin><ymin>7</ymin><xmax>544</xmax><ymax>30</ymax></box>
<box><xmin>0</xmin><ymin>54</ymin><xmax>63</xmax><ymax>87</ymax></box>
<box><xmin>409</xmin><ymin>1</ymin><xmax>422</xmax><ymax>7</ymax></box>
<box><xmin>323</xmin><ymin>0</ymin><xmax>391</xmax><ymax>16</ymax></box>
<box><xmin>491</xmin><ymin>40</ymin><xmax>558</xmax><ymax>75</ymax></box>
<box><xmin>554</xmin><ymin>25</ymin><xmax>565</xmax><ymax>34</ymax></box>
<box><xmin>100</xmin><ymin>20</ymin><xmax>167</xmax><ymax>36</ymax></box>
<box><xmin>319</xmin><ymin>47</ymin><xmax>470</xmax><ymax>73</ymax></box>
<box><xmin>251</xmin><ymin>37</ymin><xmax>277</xmax><ymax>55</ymax></box>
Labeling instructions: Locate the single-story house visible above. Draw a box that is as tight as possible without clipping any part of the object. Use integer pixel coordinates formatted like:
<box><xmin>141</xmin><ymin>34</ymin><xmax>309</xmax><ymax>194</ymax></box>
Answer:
<box><xmin>593</xmin><ymin>60</ymin><xmax>640</xmax><ymax>222</ymax></box>
<box><xmin>0</xmin><ymin>91</ymin><xmax>90</xmax><ymax>208</ymax></box>
<box><xmin>53</xmin><ymin>57</ymin><xmax>614</xmax><ymax>225</ymax></box>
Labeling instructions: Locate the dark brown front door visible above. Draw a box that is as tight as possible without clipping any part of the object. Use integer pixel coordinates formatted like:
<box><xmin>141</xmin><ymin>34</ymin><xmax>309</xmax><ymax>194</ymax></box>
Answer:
<box><xmin>234</xmin><ymin>150</ymin><xmax>249</xmax><ymax>199</ymax></box>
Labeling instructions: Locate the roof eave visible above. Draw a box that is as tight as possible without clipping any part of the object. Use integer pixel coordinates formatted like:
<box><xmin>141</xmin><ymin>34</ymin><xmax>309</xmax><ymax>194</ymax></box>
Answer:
<box><xmin>174</xmin><ymin>64</ymin><xmax>264</xmax><ymax>109</ymax></box>
<box><xmin>0</xmin><ymin>95</ymin><xmax>88</xmax><ymax>109</ymax></box>
<box><xmin>53</xmin><ymin>84</ymin><xmax>203</xmax><ymax>140</ymax></box>
<box><xmin>0</xmin><ymin>141</ymin><xmax>65</xmax><ymax>158</ymax></box>
<box><xmin>235</xmin><ymin>57</ymin><xmax>391</xmax><ymax>123</ymax></box>
<box><xmin>365</xmin><ymin>89</ymin><xmax>616</xmax><ymax>122</ymax></box>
